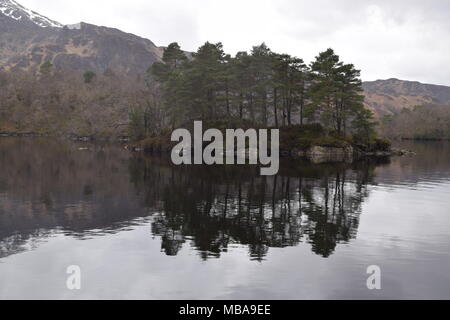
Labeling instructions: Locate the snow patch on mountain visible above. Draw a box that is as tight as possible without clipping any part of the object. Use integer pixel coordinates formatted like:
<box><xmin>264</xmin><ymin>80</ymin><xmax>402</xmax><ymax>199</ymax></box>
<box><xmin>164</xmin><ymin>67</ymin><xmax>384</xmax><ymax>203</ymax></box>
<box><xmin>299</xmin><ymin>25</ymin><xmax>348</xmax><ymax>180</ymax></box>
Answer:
<box><xmin>0</xmin><ymin>0</ymin><xmax>62</xmax><ymax>28</ymax></box>
<box><xmin>66</xmin><ymin>23</ymin><xmax>82</xmax><ymax>30</ymax></box>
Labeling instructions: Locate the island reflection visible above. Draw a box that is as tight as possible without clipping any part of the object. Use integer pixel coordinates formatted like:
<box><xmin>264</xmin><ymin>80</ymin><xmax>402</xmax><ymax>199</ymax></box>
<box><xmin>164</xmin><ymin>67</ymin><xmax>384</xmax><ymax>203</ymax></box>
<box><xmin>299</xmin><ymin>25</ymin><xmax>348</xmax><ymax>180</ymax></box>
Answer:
<box><xmin>131</xmin><ymin>156</ymin><xmax>386</xmax><ymax>260</ymax></box>
<box><xmin>0</xmin><ymin>138</ymin><xmax>389</xmax><ymax>260</ymax></box>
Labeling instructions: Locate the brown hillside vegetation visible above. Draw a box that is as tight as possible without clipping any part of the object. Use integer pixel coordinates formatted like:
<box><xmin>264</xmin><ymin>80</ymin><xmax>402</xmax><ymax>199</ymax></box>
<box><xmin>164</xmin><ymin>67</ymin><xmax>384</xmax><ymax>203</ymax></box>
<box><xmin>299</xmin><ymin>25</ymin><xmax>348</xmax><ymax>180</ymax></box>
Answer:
<box><xmin>380</xmin><ymin>105</ymin><xmax>450</xmax><ymax>140</ymax></box>
<box><xmin>363</xmin><ymin>78</ymin><xmax>450</xmax><ymax>117</ymax></box>
<box><xmin>0</xmin><ymin>69</ymin><xmax>158</xmax><ymax>136</ymax></box>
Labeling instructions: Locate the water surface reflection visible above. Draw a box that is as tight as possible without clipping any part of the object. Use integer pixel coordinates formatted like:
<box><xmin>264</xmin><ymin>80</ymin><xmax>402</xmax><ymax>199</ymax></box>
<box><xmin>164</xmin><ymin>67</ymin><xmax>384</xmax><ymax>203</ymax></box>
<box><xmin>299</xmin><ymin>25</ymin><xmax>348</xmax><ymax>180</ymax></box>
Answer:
<box><xmin>130</xmin><ymin>157</ymin><xmax>388</xmax><ymax>259</ymax></box>
<box><xmin>0</xmin><ymin>138</ymin><xmax>449</xmax><ymax>299</ymax></box>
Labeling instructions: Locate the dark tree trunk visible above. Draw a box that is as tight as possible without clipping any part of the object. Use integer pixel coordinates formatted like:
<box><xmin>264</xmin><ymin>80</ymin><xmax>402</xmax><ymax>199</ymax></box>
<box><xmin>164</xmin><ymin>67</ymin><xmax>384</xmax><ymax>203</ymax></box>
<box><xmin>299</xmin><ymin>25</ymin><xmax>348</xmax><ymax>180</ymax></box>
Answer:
<box><xmin>273</xmin><ymin>87</ymin><xmax>279</xmax><ymax>128</ymax></box>
<box><xmin>225</xmin><ymin>79</ymin><xmax>230</xmax><ymax>117</ymax></box>
<box><xmin>239</xmin><ymin>92</ymin><xmax>244</xmax><ymax>119</ymax></box>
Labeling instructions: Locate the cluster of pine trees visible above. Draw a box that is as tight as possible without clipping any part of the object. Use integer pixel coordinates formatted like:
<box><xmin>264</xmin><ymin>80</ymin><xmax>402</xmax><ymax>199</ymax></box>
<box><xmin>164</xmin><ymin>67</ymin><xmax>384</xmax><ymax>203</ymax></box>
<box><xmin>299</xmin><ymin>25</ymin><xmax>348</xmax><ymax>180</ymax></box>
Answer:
<box><xmin>148</xmin><ymin>42</ymin><xmax>376</xmax><ymax>142</ymax></box>
<box><xmin>1</xmin><ymin>40</ymin><xmax>378</xmax><ymax>144</ymax></box>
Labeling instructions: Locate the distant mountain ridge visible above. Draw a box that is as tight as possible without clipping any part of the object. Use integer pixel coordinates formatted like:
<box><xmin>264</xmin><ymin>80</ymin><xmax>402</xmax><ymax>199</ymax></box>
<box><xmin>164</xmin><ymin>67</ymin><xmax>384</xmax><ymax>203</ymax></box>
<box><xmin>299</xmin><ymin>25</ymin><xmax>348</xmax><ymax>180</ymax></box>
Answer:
<box><xmin>363</xmin><ymin>78</ymin><xmax>450</xmax><ymax>117</ymax></box>
<box><xmin>0</xmin><ymin>0</ymin><xmax>163</xmax><ymax>75</ymax></box>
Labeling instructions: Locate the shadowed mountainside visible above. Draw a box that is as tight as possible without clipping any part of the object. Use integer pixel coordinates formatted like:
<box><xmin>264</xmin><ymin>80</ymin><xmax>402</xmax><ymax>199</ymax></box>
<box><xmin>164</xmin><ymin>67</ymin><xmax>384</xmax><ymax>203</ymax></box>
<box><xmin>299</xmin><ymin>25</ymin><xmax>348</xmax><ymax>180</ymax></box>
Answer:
<box><xmin>0</xmin><ymin>0</ymin><xmax>163</xmax><ymax>75</ymax></box>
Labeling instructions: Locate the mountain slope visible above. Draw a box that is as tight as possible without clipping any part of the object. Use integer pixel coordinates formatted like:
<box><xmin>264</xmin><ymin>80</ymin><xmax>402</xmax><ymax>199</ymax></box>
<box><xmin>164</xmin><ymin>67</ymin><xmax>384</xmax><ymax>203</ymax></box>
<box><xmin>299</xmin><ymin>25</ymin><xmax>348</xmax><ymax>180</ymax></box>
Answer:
<box><xmin>363</xmin><ymin>78</ymin><xmax>450</xmax><ymax>117</ymax></box>
<box><xmin>0</xmin><ymin>0</ymin><xmax>163</xmax><ymax>75</ymax></box>
<box><xmin>365</xmin><ymin>79</ymin><xmax>450</xmax><ymax>139</ymax></box>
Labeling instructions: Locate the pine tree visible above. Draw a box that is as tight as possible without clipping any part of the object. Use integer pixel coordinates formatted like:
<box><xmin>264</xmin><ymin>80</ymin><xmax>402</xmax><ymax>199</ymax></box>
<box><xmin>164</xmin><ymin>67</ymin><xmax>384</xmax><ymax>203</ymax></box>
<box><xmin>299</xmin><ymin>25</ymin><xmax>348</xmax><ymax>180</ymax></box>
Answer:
<box><xmin>83</xmin><ymin>71</ymin><xmax>96</xmax><ymax>84</ymax></box>
<box><xmin>308</xmin><ymin>48</ymin><xmax>343</xmax><ymax>130</ymax></box>
<box><xmin>249</xmin><ymin>43</ymin><xmax>274</xmax><ymax>126</ymax></box>
<box><xmin>40</xmin><ymin>60</ymin><xmax>53</xmax><ymax>76</ymax></box>
<box><xmin>308</xmin><ymin>48</ymin><xmax>371</xmax><ymax>136</ymax></box>
<box><xmin>150</xmin><ymin>42</ymin><xmax>188</xmax><ymax>128</ymax></box>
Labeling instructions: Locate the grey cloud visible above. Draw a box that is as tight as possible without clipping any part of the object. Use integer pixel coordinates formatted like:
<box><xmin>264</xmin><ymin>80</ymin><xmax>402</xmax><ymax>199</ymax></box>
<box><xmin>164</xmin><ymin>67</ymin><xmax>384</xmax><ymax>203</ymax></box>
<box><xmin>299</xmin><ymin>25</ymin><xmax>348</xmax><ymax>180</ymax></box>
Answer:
<box><xmin>16</xmin><ymin>0</ymin><xmax>450</xmax><ymax>85</ymax></box>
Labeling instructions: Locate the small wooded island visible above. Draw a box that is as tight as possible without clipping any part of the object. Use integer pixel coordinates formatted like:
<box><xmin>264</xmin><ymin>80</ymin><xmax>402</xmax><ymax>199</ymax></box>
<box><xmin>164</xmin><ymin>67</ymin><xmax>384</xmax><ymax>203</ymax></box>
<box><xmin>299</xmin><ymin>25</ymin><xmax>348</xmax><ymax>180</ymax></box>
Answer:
<box><xmin>129</xmin><ymin>42</ymin><xmax>403</xmax><ymax>163</ymax></box>
<box><xmin>0</xmin><ymin>40</ymin><xmax>416</xmax><ymax>162</ymax></box>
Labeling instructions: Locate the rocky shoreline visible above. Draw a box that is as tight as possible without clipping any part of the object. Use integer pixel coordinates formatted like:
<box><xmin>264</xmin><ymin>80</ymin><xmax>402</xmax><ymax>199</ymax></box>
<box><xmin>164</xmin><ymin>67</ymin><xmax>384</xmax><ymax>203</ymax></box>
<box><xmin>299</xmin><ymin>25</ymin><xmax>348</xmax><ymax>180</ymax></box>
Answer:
<box><xmin>0</xmin><ymin>133</ymin><xmax>58</xmax><ymax>138</ymax></box>
<box><xmin>0</xmin><ymin>132</ymin><xmax>131</xmax><ymax>142</ymax></box>
<box><xmin>0</xmin><ymin>133</ymin><xmax>415</xmax><ymax>164</ymax></box>
<box><xmin>127</xmin><ymin>143</ymin><xmax>416</xmax><ymax>164</ymax></box>
<box><xmin>287</xmin><ymin>145</ymin><xmax>415</xmax><ymax>164</ymax></box>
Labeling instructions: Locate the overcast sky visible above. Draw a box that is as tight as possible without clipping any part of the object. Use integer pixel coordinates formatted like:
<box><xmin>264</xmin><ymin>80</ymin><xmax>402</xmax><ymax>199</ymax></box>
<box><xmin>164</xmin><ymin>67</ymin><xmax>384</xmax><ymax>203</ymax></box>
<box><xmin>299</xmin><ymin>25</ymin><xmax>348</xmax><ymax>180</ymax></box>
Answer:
<box><xmin>18</xmin><ymin>0</ymin><xmax>450</xmax><ymax>85</ymax></box>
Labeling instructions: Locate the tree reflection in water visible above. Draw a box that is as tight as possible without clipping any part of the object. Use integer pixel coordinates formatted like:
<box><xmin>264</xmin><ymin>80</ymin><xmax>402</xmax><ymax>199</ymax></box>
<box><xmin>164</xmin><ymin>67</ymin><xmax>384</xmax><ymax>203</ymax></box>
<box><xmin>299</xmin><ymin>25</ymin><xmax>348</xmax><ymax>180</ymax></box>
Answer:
<box><xmin>129</xmin><ymin>157</ymin><xmax>389</xmax><ymax>260</ymax></box>
<box><xmin>0</xmin><ymin>138</ymin><xmax>390</xmax><ymax>260</ymax></box>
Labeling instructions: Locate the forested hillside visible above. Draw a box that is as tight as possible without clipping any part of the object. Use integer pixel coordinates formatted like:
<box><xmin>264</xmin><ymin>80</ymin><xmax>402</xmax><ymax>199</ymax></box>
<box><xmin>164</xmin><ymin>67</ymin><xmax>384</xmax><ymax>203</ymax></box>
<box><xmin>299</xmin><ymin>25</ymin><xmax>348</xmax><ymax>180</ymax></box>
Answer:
<box><xmin>380</xmin><ymin>105</ymin><xmax>450</xmax><ymax>140</ymax></box>
<box><xmin>0</xmin><ymin>68</ymin><xmax>155</xmax><ymax>136</ymax></box>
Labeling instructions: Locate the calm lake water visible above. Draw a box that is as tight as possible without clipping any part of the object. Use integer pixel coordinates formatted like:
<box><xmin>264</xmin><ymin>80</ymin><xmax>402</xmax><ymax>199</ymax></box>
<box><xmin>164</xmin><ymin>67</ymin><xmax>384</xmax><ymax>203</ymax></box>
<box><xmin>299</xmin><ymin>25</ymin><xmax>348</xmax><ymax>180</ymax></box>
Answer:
<box><xmin>0</xmin><ymin>138</ymin><xmax>449</xmax><ymax>300</ymax></box>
